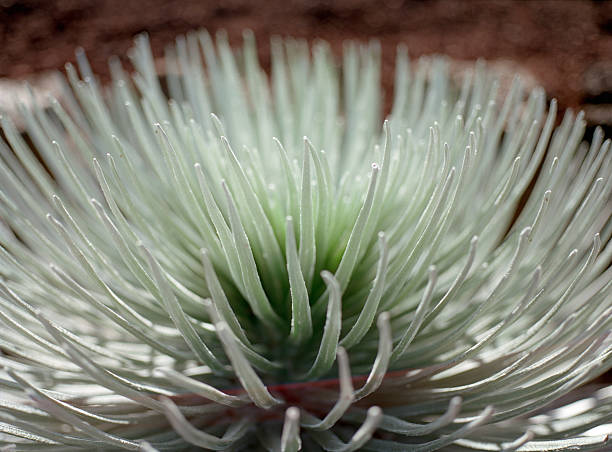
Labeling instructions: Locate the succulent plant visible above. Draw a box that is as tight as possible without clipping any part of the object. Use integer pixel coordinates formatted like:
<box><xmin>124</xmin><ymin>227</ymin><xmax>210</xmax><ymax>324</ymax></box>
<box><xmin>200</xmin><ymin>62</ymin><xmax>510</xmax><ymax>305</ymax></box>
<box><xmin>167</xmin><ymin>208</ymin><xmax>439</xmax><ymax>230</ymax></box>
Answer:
<box><xmin>0</xmin><ymin>30</ymin><xmax>611</xmax><ymax>451</ymax></box>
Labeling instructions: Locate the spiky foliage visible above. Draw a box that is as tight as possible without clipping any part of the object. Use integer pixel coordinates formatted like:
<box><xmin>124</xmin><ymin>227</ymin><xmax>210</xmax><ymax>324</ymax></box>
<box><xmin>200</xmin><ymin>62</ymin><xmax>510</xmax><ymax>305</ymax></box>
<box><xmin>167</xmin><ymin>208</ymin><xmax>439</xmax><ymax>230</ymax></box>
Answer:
<box><xmin>0</xmin><ymin>30</ymin><xmax>611</xmax><ymax>451</ymax></box>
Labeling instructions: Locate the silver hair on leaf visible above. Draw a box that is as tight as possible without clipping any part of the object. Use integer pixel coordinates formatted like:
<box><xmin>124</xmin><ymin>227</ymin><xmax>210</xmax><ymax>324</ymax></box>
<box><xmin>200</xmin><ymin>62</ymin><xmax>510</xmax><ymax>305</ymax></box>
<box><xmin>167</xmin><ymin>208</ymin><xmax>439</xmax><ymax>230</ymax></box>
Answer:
<box><xmin>0</xmin><ymin>29</ymin><xmax>611</xmax><ymax>451</ymax></box>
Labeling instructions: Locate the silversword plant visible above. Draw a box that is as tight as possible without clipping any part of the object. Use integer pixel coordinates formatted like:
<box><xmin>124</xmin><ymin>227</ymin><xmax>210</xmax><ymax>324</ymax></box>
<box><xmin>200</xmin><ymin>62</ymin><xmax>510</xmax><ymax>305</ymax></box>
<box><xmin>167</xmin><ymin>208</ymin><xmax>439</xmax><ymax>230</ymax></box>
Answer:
<box><xmin>0</xmin><ymin>30</ymin><xmax>611</xmax><ymax>451</ymax></box>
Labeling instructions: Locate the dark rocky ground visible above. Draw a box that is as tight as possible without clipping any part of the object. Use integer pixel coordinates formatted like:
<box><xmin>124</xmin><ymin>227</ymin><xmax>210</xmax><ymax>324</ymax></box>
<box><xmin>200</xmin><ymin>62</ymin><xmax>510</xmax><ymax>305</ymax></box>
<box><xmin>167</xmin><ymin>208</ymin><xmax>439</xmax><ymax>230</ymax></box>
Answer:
<box><xmin>1</xmin><ymin>0</ymin><xmax>611</xmax><ymax>111</ymax></box>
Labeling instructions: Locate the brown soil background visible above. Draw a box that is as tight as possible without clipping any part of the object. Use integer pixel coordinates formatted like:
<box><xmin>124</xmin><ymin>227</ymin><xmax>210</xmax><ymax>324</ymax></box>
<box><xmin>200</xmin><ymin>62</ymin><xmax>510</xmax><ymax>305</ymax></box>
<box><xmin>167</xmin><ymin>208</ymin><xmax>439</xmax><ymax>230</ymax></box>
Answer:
<box><xmin>0</xmin><ymin>0</ymin><xmax>611</xmax><ymax>385</ymax></box>
<box><xmin>1</xmin><ymin>0</ymin><xmax>611</xmax><ymax>112</ymax></box>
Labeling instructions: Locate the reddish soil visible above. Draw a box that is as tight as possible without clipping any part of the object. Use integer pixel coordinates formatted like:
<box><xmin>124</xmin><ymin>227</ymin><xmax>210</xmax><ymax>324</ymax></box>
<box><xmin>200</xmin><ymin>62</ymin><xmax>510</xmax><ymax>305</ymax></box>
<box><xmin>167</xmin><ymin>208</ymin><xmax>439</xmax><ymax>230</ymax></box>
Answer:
<box><xmin>1</xmin><ymin>0</ymin><xmax>611</xmax><ymax>114</ymax></box>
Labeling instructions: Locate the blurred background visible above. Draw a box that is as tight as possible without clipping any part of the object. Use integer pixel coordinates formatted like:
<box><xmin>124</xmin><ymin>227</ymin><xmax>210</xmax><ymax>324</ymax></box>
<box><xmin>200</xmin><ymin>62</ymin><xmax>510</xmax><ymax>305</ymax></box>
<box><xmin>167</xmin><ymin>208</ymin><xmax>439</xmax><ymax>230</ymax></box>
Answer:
<box><xmin>0</xmin><ymin>0</ymin><xmax>611</xmax><ymax>134</ymax></box>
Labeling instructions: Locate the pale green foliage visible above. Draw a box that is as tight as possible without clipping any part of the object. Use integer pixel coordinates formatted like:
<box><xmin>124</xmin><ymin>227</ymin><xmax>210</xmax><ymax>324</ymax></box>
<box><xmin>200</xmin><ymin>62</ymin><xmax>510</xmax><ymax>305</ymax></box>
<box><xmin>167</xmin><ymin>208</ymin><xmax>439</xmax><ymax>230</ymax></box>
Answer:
<box><xmin>0</xmin><ymin>30</ymin><xmax>611</xmax><ymax>451</ymax></box>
